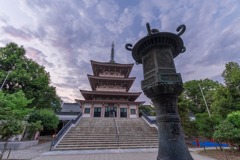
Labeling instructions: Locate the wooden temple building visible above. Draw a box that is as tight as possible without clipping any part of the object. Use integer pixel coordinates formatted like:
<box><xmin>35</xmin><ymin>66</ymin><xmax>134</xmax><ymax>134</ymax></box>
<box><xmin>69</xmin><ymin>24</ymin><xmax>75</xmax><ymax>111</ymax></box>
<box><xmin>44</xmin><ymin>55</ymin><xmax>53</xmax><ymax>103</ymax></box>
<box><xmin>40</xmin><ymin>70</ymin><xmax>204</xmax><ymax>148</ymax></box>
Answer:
<box><xmin>75</xmin><ymin>43</ymin><xmax>144</xmax><ymax>118</ymax></box>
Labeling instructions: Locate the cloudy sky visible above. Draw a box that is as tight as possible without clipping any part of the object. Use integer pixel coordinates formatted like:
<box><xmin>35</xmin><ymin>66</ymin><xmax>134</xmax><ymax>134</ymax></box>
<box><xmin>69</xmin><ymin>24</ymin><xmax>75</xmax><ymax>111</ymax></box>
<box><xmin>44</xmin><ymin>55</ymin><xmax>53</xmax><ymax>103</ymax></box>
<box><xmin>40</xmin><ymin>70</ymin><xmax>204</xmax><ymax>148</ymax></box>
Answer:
<box><xmin>0</xmin><ymin>0</ymin><xmax>240</xmax><ymax>104</ymax></box>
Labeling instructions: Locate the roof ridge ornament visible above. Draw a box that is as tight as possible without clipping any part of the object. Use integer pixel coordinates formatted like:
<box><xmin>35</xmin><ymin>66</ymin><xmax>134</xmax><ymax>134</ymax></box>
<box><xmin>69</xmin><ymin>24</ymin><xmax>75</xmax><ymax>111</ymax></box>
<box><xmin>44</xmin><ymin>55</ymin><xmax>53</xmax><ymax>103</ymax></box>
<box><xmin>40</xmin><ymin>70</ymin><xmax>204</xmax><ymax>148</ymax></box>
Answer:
<box><xmin>110</xmin><ymin>41</ymin><xmax>115</xmax><ymax>63</ymax></box>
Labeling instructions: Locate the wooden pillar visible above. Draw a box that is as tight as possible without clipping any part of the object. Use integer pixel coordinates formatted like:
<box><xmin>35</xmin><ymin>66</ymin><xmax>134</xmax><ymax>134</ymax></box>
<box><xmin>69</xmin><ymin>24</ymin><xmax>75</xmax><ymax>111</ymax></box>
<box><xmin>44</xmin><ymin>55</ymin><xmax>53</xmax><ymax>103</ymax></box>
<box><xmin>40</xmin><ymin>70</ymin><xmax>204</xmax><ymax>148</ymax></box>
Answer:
<box><xmin>101</xmin><ymin>103</ymin><xmax>105</xmax><ymax>117</ymax></box>
<box><xmin>82</xmin><ymin>103</ymin><xmax>85</xmax><ymax>115</ymax></box>
<box><xmin>127</xmin><ymin>103</ymin><xmax>130</xmax><ymax>118</ymax></box>
<box><xmin>91</xmin><ymin>102</ymin><xmax>94</xmax><ymax>117</ymax></box>
<box><xmin>118</xmin><ymin>103</ymin><xmax>120</xmax><ymax>118</ymax></box>
<box><xmin>136</xmin><ymin>104</ymin><xmax>139</xmax><ymax>118</ymax></box>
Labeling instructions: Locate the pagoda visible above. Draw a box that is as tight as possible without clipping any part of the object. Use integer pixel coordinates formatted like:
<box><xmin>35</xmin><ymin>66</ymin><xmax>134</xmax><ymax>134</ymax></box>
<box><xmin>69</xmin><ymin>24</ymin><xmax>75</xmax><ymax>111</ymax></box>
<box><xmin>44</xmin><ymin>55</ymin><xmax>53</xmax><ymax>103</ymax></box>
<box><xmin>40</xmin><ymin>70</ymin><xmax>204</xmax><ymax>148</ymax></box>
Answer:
<box><xmin>75</xmin><ymin>42</ymin><xmax>144</xmax><ymax>118</ymax></box>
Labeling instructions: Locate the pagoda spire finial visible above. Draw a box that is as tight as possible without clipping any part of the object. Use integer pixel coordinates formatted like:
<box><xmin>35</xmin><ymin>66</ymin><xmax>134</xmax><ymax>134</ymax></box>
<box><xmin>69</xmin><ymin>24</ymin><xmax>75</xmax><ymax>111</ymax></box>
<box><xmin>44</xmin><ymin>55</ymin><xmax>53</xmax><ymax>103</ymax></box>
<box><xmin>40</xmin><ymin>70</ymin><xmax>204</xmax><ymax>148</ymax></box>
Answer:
<box><xmin>110</xmin><ymin>41</ymin><xmax>115</xmax><ymax>63</ymax></box>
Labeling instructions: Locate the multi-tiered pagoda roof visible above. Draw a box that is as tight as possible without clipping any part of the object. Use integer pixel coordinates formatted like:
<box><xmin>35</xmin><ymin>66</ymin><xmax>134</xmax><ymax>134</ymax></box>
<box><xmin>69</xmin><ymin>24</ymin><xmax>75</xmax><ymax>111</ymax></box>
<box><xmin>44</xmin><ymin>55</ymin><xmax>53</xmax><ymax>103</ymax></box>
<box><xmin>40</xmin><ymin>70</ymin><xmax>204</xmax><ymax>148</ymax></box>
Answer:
<box><xmin>75</xmin><ymin>42</ymin><xmax>144</xmax><ymax>118</ymax></box>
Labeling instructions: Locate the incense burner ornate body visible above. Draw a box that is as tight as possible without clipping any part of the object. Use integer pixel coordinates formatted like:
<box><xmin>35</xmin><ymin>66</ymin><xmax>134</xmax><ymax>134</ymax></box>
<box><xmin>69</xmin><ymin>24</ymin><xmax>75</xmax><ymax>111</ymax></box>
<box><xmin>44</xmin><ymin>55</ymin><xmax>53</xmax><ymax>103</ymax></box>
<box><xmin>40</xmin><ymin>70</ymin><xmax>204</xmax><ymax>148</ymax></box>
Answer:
<box><xmin>125</xmin><ymin>23</ymin><xmax>193</xmax><ymax>160</ymax></box>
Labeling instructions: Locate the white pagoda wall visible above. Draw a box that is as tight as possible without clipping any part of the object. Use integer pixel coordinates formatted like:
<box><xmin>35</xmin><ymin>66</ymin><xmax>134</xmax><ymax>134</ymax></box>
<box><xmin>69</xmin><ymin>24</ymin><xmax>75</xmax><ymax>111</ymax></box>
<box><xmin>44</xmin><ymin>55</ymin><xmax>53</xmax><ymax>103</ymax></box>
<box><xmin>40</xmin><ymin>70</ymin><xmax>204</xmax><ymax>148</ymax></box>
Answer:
<box><xmin>93</xmin><ymin>103</ymin><xmax>102</xmax><ymax>107</ymax></box>
<box><xmin>82</xmin><ymin>102</ymin><xmax>139</xmax><ymax>118</ymax></box>
<box><xmin>82</xmin><ymin>103</ymin><xmax>91</xmax><ymax>117</ymax></box>
<box><xmin>129</xmin><ymin>104</ymin><xmax>138</xmax><ymax>118</ymax></box>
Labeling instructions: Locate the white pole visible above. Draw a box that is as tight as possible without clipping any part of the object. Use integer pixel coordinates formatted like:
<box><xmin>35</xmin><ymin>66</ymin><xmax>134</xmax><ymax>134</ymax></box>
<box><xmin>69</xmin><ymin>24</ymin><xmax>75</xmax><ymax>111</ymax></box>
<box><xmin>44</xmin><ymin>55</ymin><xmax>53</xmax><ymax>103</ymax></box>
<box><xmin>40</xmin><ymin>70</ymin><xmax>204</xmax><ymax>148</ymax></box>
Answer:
<box><xmin>198</xmin><ymin>83</ymin><xmax>211</xmax><ymax>117</ymax></box>
<box><xmin>0</xmin><ymin>71</ymin><xmax>11</xmax><ymax>90</ymax></box>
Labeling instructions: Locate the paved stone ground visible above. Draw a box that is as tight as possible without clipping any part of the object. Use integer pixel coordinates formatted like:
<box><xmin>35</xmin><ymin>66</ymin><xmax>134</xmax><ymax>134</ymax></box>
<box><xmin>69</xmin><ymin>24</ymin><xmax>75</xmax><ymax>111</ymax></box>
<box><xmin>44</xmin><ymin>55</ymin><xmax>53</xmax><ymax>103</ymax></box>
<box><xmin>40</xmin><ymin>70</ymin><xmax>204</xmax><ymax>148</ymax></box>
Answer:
<box><xmin>1</xmin><ymin>142</ymin><xmax>51</xmax><ymax>160</ymax></box>
<box><xmin>2</xmin><ymin>142</ymin><xmax>217</xmax><ymax>160</ymax></box>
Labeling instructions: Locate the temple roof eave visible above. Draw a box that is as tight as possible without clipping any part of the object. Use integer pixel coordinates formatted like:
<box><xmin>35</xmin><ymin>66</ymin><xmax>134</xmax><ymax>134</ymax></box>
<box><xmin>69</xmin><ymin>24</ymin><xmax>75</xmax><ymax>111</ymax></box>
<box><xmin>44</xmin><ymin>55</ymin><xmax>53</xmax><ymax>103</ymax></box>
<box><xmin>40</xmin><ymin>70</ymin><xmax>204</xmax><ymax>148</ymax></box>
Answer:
<box><xmin>90</xmin><ymin>60</ymin><xmax>134</xmax><ymax>67</ymax></box>
<box><xmin>75</xmin><ymin>99</ymin><xmax>145</xmax><ymax>105</ymax></box>
<box><xmin>90</xmin><ymin>60</ymin><xmax>134</xmax><ymax>77</ymax></box>
<box><xmin>87</xmin><ymin>74</ymin><xmax>136</xmax><ymax>80</ymax></box>
<box><xmin>79</xmin><ymin>90</ymin><xmax>142</xmax><ymax>101</ymax></box>
<box><xmin>79</xmin><ymin>89</ymin><xmax>142</xmax><ymax>96</ymax></box>
<box><xmin>87</xmin><ymin>74</ymin><xmax>135</xmax><ymax>91</ymax></box>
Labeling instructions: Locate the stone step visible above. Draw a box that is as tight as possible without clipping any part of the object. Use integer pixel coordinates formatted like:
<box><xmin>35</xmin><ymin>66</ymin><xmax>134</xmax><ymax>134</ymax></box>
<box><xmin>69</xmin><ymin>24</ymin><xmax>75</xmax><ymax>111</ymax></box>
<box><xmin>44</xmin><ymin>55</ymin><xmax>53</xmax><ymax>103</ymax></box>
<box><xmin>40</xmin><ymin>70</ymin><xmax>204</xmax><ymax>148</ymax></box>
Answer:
<box><xmin>60</xmin><ymin>138</ymin><xmax>158</xmax><ymax>143</ymax></box>
<box><xmin>63</xmin><ymin>133</ymin><xmax>157</xmax><ymax>136</ymax></box>
<box><xmin>65</xmin><ymin>133</ymin><xmax>156</xmax><ymax>135</ymax></box>
<box><xmin>61</xmin><ymin>137</ymin><xmax>157</xmax><ymax>140</ymax></box>
<box><xmin>55</xmin><ymin>144</ymin><xmax>158</xmax><ymax>150</ymax></box>
<box><xmin>62</xmin><ymin>137</ymin><xmax>158</xmax><ymax>140</ymax></box>
<box><xmin>56</xmin><ymin>143</ymin><xmax>158</xmax><ymax>147</ymax></box>
<box><xmin>57</xmin><ymin>144</ymin><xmax>159</xmax><ymax>148</ymax></box>
<box><xmin>54</xmin><ymin>117</ymin><xmax>158</xmax><ymax>150</ymax></box>
<box><xmin>59</xmin><ymin>143</ymin><xmax>158</xmax><ymax>146</ymax></box>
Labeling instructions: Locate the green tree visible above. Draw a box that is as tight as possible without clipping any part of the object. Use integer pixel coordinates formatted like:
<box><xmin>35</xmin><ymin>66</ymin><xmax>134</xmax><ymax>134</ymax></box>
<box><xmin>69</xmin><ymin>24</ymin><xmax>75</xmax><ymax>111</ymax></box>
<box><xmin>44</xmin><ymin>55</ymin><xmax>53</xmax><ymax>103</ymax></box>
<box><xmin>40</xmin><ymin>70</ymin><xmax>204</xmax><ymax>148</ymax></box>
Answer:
<box><xmin>222</xmin><ymin>62</ymin><xmax>240</xmax><ymax>90</ymax></box>
<box><xmin>210</xmin><ymin>62</ymin><xmax>240</xmax><ymax>118</ymax></box>
<box><xmin>214</xmin><ymin>111</ymin><xmax>240</xmax><ymax>149</ymax></box>
<box><xmin>183</xmin><ymin>79</ymin><xmax>220</xmax><ymax>115</ymax></box>
<box><xmin>0</xmin><ymin>42</ymin><xmax>61</xmax><ymax>111</ymax></box>
<box><xmin>221</xmin><ymin>62</ymin><xmax>240</xmax><ymax>112</ymax></box>
<box><xmin>211</xmin><ymin>86</ymin><xmax>234</xmax><ymax>117</ymax></box>
<box><xmin>27</xmin><ymin>121</ymin><xmax>43</xmax><ymax>140</ymax></box>
<box><xmin>0</xmin><ymin>90</ymin><xmax>32</xmax><ymax>160</ymax></box>
<box><xmin>0</xmin><ymin>120</ymin><xmax>23</xmax><ymax>140</ymax></box>
<box><xmin>178</xmin><ymin>94</ymin><xmax>198</xmax><ymax>137</ymax></box>
<box><xmin>139</xmin><ymin>105</ymin><xmax>156</xmax><ymax>116</ymax></box>
<box><xmin>0</xmin><ymin>90</ymin><xmax>32</xmax><ymax>122</ymax></box>
<box><xmin>28</xmin><ymin>109</ymin><xmax>59</xmax><ymax>131</ymax></box>
<box><xmin>195</xmin><ymin>113</ymin><xmax>221</xmax><ymax>139</ymax></box>
<box><xmin>179</xmin><ymin>62</ymin><xmax>240</xmax><ymax>138</ymax></box>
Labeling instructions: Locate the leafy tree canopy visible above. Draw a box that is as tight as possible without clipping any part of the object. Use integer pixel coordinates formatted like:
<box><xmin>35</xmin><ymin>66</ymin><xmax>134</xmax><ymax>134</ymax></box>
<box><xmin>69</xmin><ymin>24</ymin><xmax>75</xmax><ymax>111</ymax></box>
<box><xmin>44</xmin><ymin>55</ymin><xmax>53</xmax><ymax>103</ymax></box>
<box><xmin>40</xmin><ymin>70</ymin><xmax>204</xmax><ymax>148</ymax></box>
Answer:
<box><xmin>214</xmin><ymin>111</ymin><xmax>240</xmax><ymax>149</ymax></box>
<box><xmin>182</xmin><ymin>79</ymin><xmax>220</xmax><ymax>114</ymax></box>
<box><xmin>221</xmin><ymin>62</ymin><xmax>240</xmax><ymax>111</ymax></box>
<box><xmin>0</xmin><ymin>42</ymin><xmax>61</xmax><ymax>111</ymax></box>
<box><xmin>27</xmin><ymin>121</ymin><xmax>43</xmax><ymax>140</ymax></box>
<box><xmin>195</xmin><ymin>113</ymin><xmax>221</xmax><ymax>139</ymax></box>
<box><xmin>211</xmin><ymin>85</ymin><xmax>235</xmax><ymax>117</ymax></box>
<box><xmin>28</xmin><ymin>109</ymin><xmax>59</xmax><ymax>131</ymax></box>
<box><xmin>179</xmin><ymin>62</ymin><xmax>240</xmax><ymax>138</ymax></box>
<box><xmin>0</xmin><ymin>90</ymin><xmax>32</xmax><ymax>140</ymax></box>
<box><xmin>178</xmin><ymin>94</ymin><xmax>198</xmax><ymax>137</ymax></box>
<box><xmin>139</xmin><ymin>105</ymin><xmax>156</xmax><ymax>116</ymax></box>
<box><xmin>0</xmin><ymin>120</ymin><xmax>23</xmax><ymax>140</ymax></box>
<box><xmin>222</xmin><ymin>62</ymin><xmax>240</xmax><ymax>91</ymax></box>
<box><xmin>0</xmin><ymin>90</ymin><xmax>32</xmax><ymax>120</ymax></box>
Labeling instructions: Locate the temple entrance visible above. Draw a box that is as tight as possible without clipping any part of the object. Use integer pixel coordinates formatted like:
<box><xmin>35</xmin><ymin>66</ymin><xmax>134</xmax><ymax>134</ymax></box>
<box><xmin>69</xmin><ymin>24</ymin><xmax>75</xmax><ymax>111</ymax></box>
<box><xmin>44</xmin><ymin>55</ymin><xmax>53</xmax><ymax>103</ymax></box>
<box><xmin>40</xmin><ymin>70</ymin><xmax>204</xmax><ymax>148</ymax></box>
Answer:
<box><xmin>120</xmin><ymin>108</ymin><xmax>127</xmax><ymax>117</ymax></box>
<box><xmin>105</xmin><ymin>106</ymin><xmax>117</xmax><ymax>117</ymax></box>
<box><xmin>94</xmin><ymin>107</ymin><xmax>101</xmax><ymax>117</ymax></box>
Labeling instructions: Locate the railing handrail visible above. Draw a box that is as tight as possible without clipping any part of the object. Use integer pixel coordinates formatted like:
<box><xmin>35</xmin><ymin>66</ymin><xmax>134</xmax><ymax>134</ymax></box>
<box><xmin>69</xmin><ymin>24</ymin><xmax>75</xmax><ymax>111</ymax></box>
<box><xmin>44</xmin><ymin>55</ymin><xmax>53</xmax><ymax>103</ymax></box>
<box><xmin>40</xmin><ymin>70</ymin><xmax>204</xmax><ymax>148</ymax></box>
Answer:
<box><xmin>73</xmin><ymin>112</ymin><xmax>82</xmax><ymax>124</ymax></box>
<box><xmin>55</xmin><ymin>112</ymin><xmax>81</xmax><ymax>115</ymax></box>
<box><xmin>141</xmin><ymin>112</ymin><xmax>156</xmax><ymax>124</ymax></box>
<box><xmin>51</xmin><ymin>112</ymin><xmax>82</xmax><ymax>148</ymax></box>
<box><xmin>113</xmin><ymin>114</ymin><xmax>119</xmax><ymax>146</ymax></box>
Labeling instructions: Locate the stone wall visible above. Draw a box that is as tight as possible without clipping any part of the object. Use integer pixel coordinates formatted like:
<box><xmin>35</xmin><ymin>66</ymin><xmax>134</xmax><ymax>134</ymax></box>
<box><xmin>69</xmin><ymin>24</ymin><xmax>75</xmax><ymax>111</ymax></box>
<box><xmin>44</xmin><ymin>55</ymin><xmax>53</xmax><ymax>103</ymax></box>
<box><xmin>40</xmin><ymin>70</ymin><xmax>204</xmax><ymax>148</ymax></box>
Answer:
<box><xmin>0</xmin><ymin>140</ymin><xmax>38</xmax><ymax>150</ymax></box>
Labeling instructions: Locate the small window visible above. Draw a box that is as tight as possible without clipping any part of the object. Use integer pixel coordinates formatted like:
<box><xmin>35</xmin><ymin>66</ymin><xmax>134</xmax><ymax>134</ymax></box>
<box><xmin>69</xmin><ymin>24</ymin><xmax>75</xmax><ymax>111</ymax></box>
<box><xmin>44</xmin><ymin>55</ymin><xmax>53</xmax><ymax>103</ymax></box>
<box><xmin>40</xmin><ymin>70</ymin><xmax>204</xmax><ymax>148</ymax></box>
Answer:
<box><xmin>84</xmin><ymin>108</ymin><xmax>90</xmax><ymax>113</ymax></box>
<box><xmin>130</xmin><ymin>109</ymin><xmax>136</xmax><ymax>114</ymax></box>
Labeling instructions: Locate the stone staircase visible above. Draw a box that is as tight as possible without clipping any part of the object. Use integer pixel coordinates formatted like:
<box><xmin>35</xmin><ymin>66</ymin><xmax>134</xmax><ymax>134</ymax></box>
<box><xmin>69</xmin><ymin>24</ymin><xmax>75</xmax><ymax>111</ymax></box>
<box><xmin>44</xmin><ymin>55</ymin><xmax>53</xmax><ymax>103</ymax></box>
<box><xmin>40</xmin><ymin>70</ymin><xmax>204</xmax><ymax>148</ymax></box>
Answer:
<box><xmin>54</xmin><ymin>117</ymin><xmax>158</xmax><ymax>150</ymax></box>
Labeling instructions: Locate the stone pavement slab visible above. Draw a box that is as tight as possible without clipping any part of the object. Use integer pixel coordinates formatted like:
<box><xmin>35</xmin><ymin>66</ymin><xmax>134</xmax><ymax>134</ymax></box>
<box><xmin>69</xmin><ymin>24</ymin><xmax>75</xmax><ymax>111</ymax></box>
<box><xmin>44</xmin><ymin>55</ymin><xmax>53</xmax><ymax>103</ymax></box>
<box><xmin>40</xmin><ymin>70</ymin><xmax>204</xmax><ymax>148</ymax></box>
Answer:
<box><xmin>2</xmin><ymin>142</ymin><xmax>217</xmax><ymax>160</ymax></box>
<box><xmin>1</xmin><ymin>142</ymin><xmax>51</xmax><ymax>160</ymax></box>
<box><xmin>32</xmin><ymin>148</ymin><xmax>216</xmax><ymax>160</ymax></box>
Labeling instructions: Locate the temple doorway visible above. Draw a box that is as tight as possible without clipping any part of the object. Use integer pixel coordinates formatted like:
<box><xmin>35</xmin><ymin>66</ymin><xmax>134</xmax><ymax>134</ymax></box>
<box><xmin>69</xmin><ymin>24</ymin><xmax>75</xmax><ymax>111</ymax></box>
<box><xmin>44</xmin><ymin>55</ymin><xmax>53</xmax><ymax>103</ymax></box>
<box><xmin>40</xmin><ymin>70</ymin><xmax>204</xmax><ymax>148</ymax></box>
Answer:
<box><xmin>94</xmin><ymin>107</ymin><xmax>101</xmax><ymax>117</ymax></box>
<box><xmin>105</xmin><ymin>106</ymin><xmax>117</xmax><ymax>117</ymax></box>
<box><xmin>120</xmin><ymin>108</ymin><xmax>127</xmax><ymax>117</ymax></box>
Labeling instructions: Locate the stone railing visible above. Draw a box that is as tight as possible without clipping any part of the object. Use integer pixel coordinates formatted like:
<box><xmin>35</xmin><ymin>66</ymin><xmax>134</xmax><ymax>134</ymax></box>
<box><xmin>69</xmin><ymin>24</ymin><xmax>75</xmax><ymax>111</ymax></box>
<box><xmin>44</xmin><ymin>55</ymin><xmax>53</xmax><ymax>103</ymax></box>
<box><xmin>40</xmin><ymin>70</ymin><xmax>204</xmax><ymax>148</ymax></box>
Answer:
<box><xmin>113</xmin><ymin>115</ymin><xmax>119</xmax><ymax>146</ymax></box>
<box><xmin>50</xmin><ymin>112</ymin><xmax>82</xmax><ymax>150</ymax></box>
<box><xmin>141</xmin><ymin>112</ymin><xmax>156</xmax><ymax>124</ymax></box>
<box><xmin>55</xmin><ymin>112</ymin><xmax>81</xmax><ymax>115</ymax></box>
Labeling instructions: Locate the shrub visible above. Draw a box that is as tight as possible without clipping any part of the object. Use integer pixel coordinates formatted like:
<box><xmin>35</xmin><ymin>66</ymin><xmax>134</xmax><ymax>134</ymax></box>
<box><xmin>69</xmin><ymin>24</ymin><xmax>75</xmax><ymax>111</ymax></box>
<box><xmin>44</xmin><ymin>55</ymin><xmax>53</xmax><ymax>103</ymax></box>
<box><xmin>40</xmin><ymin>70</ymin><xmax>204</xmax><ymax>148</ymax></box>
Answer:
<box><xmin>28</xmin><ymin>109</ymin><xmax>59</xmax><ymax>131</ymax></box>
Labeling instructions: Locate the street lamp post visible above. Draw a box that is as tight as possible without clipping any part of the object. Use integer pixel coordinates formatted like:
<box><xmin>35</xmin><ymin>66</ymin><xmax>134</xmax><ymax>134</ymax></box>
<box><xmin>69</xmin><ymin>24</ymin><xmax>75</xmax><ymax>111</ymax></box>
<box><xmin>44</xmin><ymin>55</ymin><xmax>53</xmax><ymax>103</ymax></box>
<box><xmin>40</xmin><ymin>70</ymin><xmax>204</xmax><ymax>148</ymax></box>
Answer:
<box><xmin>198</xmin><ymin>84</ymin><xmax>211</xmax><ymax>117</ymax></box>
<box><xmin>0</xmin><ymin>71</ymin><xmax>11</xmax><ymax>90</ymax></box>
